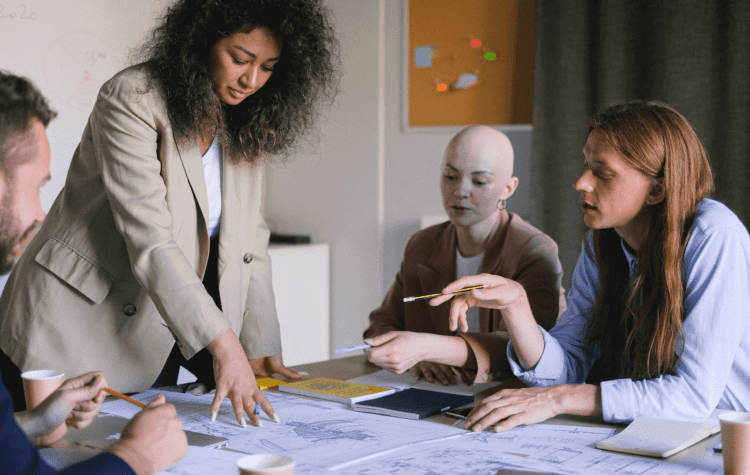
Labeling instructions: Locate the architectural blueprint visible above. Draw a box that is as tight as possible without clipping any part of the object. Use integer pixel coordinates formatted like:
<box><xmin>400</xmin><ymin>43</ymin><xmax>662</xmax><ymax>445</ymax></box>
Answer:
<box><xmin>102</xmin><ymin>389</ymin><xmax>465</xmax><ymax>470</ymax></box>
<box><xmin>102</xmin><ymin>391</ymin><xmax>724</xmax><ymax>474</ymax></box>
<box><xmin>342</xmin><ymin>424</ymin><xmax>723</xmax><ymax>474</ymax></box>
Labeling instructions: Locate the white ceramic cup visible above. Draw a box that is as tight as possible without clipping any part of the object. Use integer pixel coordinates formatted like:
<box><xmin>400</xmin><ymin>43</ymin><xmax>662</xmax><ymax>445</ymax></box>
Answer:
<box><xmin>719</xmin><ymin>411</ymin><xmax>750</xmax><ymax>475</ymax></box>
<box><xmin>236</xmin><ymin>454</ymin><xmax>295</xmax><ymax>475</ymax></box>
<box><xmin>21</xmin><ymin>370</ymin><xmax>67</xmax><ymax>445</ymax></box>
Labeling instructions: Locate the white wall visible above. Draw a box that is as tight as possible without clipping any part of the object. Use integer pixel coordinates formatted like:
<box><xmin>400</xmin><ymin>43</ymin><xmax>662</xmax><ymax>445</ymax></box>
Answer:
<box><xmin>266</xmin><ymin>0</ymin><xmax>534</xmax><ymax>355</ymax></box>
<box><xmin>0</xmin><ymin>0</ymin><xmax>171</xmax><ymax>211</ymax></box>
<box><xmin>264</xmin><ymin>1</ymin><xmax>385</xmax><ymax>355</ymax></box>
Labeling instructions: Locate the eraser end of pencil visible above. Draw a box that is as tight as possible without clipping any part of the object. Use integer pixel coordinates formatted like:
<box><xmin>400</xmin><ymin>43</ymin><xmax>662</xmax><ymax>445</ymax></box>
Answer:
<box><xmin>403</xmin><ymin>297</ymin><xmax>416</xmax><ymax>302</ymax></box>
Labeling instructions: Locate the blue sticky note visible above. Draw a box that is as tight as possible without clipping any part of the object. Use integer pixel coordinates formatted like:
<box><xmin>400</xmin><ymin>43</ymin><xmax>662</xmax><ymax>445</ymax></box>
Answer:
<box><xmin>415</xmin><ymin>46</ymin><xmax>437</xmax><ymax>68</ymax></box>
<box><xmin>452</xmin><ymin>73</ymin><xmax>479</xmax><ymax>90</ymax></box>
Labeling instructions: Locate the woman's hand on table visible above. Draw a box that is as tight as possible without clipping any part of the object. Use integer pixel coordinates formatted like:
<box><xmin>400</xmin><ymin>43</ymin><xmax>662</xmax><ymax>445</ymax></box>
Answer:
<box><xmin>206</xmin><ymin>328</ymin><xmax>277</xmax><ymax>427</ymax></box>
<box><xmin>249</xmin><ymin>354</ymin><xmax>305</xmax><ymax>379</ymax></box>
<box><xmin>463</xmin><ymin>384</ymin><xmax>601</xmax><ymax>432</ymax></box>
<box><xmin>409</xmin><ymin>361</ymin><xmax>457</xmax><ymax>385</ymax></box>
<box><xmin>429</xmin><ymin>274</ymin><xmax>527</xmax><ymax>332</ymax></box>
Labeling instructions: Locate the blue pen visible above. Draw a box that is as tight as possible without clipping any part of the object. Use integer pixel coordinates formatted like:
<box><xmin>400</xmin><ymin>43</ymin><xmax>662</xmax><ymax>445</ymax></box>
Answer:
<box><xmin>333</xmin><ymin>344</ymin><xmax>372</xmax><ymax>355</ymax></box>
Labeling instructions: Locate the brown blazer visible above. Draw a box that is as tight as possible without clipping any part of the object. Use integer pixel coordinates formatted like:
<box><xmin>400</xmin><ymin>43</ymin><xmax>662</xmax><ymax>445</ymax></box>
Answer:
<box><xmin>364</xmin><ymin>211</ymin><xmax>565</xmax><ymax>383</ymax></box>
<box><xmin>0</xmin><ymin>65</ymin><xmax>281</xmax><ymax>393</ymax></box>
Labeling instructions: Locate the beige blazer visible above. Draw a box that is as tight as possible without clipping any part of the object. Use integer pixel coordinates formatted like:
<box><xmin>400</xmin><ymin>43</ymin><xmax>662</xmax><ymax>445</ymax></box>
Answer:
<box><xmin>0</xmin><ymin>65</ymin><xmax>281</xmax><ymax>393</ymax></box>
<box><xmin>364</xmin><ymin>211</ymin><xmax>566</xmax><ymax>383</ymax></box>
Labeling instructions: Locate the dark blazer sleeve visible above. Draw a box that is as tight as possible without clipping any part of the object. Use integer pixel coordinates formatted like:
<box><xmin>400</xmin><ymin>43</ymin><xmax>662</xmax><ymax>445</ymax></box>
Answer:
<box><xmin>0</xmin><ymin>370</ymin><xmax>134</xmax><ymax>475</ymax></box>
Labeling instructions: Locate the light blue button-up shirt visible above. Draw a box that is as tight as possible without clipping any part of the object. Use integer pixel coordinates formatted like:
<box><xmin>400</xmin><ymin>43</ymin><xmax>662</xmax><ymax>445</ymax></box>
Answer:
<box><xmin>508</xmin><ymin>199</ymin><xmax>750</xmax><ymax>423</ymax></box>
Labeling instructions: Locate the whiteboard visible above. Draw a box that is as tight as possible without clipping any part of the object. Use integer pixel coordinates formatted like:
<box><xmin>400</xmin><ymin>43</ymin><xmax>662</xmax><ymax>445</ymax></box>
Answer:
<box><xmin>0</xmin><ymin>0</ymin><xmax>171</xmax><ymax>210</ymax></box>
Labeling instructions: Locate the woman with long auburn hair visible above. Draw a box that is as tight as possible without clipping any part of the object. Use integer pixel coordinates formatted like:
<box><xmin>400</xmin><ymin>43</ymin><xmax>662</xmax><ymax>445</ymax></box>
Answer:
<box><xmin>431</xmin><ymin>101</ymin><xmax>750</xmax><ymax>431</ymax></box>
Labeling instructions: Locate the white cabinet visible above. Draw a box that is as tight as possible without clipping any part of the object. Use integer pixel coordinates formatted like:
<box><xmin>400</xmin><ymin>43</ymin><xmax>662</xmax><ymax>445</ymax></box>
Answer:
<box><xmin>268</xmin><ymin>244</ymin><xmax>330</xmax><ymax>366</ymax></box>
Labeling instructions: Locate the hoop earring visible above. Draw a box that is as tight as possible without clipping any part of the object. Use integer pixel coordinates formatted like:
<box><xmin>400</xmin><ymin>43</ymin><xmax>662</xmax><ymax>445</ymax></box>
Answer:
<box><xmin>497</xmin><ymin>199</ymin><xmax>507</xmax><ymax>210</ymax></box>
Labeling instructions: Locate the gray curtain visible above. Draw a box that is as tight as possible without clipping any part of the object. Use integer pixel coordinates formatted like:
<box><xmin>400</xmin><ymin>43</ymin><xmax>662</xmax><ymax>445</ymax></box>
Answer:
<box><xmin>529</xmin><ymin>1</ymin><xmax>750</xmax><ymax>292</ymax></box>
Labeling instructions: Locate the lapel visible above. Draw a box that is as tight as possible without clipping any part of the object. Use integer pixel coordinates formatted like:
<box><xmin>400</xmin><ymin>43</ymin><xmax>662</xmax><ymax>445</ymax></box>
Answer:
<box><xmin>217</xmin><ymin>153</ymin><xmax>243</xmax><ymax>321</ymax></box>
<box><xmin>175</xmin><ymin>137</ymin><xmax>210</xmax><ymax>272</ymax></box>
<box><xmin>175</xmin><ymin>138</ymin><xmax>210</xmax><ymax>227</ymax></box>
<box><xmin>417</xmin><ymin>224</ymin><xmax>458</xmax><ymax>335</ymax></box>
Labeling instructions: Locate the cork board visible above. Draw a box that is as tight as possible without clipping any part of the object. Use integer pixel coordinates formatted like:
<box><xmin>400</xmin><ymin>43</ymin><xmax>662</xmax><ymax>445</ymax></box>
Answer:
<box><xmin>406</xmin><ymin>0</ymin><xmax>536</xmax><ymax>128</ymax></box>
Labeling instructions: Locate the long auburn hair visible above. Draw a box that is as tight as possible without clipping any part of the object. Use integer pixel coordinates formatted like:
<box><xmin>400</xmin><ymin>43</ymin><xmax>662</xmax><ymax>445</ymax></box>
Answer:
<box><xmin>584</xmin><ymin>101</ymin><xmax>713</xmax><ymax>384</ymax></box>
<box><xmin>134</xmin><ymin>0</ymin><xmax>340</xmax><ymax>163</ymax></box>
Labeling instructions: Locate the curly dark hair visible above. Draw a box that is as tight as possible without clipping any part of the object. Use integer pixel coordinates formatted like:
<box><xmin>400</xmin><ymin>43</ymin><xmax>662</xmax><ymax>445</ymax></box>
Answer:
<box><xmin>134</xmin><ymin>0</ymin><xmax>340</xmax><ymax>163</ymax></box>
<box><xmin>0</xmin><ymin>71</ymin><xmax>57</xmax><ymax>176</ymax></box>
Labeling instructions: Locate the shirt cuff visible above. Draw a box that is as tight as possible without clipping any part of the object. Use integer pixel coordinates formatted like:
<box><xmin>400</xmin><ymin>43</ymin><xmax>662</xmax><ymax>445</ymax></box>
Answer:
<box><xmin>600</xmin><ymin>378</ymin><xmax>636</xmax><ymax>423</ymax></box>
<box><xmin>507</xmin><ymin>326</ymin><xmax>566</xmax><ymax>385</ymax></box>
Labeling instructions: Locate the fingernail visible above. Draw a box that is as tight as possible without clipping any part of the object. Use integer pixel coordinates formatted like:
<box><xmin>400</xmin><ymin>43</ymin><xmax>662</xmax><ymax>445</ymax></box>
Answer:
<box><xmin>297</xmin><ymin>371</ymin><xmax>309</xmax><ymax>376</ymax></box>
<box><xmin>252</xmin><ymin>416</ymin><xmax>263</xmax><ymax>427</ymax></box>
<box><xmin>272</xmin><ymin>412</ymin><xmax>280</xmax><ymax>423</ymax></box>
<box><xmin>211</xmin><ymin>412</ymin><xmax>217</xmax><ymax>422</ymax></box>
<box><xmin>240</xmin><ymin>418</ymin><xmax>247</xmax><ymax>428</ymax></box>
<box><xmin>463</xmin><ymin>421</ymin><xmax>470</xmax><ymax>429</ymax></box>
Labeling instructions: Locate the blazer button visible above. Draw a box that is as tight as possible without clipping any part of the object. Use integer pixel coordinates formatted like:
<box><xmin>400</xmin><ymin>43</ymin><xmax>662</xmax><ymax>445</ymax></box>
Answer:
<box><xmin>123</xmin><ymin>304</ymin><xmax>137</xmax><ymax>317</ymax></box>
<box><xmin>243</xmin><ymin>253</ymin><xmax>253</xmax><ymax>264</ymax></box>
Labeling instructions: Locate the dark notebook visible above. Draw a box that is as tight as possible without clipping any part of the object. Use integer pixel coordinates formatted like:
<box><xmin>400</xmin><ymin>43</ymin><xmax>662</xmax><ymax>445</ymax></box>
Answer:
<box><xmin>351</xmin><ymin>388</ymin><xmax>474</xmax><ymax>420</ymax></box>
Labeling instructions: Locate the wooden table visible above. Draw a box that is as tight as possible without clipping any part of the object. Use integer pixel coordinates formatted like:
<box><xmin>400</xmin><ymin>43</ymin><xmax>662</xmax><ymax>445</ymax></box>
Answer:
<box><xmin>291</xmin><ymin>355</ymin><xmax>724</xmax><ymax>472</ymax></box>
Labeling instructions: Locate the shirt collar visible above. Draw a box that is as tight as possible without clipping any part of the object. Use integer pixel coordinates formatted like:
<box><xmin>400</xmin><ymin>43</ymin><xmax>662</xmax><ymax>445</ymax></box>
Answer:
<box><xmin>619</xmin><ymin>238</ymin><xmax>638</xmax><ymax>277</ymax></box>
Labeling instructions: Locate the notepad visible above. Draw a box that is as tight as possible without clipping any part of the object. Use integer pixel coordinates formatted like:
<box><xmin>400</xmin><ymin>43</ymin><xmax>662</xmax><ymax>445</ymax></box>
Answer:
<box><xmin>279</xmin><ymin>377</ymin><xmax>395</xmax><ymax>404</ymax></box>
<box><xmin>256</xmin><ymin>377</ymin><xmax>287</xmax><ymax>390</ymax></box>
<box><xmin>594</xmin><ymin>413</ymin><xmax>723</xmax><ymax>458</ymax></box>
<box><xmin>351</xmin><ymin>388</ymin><xmax>474</xmax><ymax>420</ymax></box>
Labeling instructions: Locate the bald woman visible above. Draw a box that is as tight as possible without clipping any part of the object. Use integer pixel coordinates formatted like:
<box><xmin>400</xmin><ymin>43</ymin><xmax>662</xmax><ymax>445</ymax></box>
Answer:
<box><xmin>364</xmin><ymin>126</ymin><xmax>566</xmax><ymax>385</ymax></box>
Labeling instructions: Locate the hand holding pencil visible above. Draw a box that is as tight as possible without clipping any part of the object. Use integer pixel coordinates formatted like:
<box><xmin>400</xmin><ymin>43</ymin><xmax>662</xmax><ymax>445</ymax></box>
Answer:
<box><xmin>428</xmin><ymin>274</ymin><xmax>527</xmax><ymax>332</ymax></box>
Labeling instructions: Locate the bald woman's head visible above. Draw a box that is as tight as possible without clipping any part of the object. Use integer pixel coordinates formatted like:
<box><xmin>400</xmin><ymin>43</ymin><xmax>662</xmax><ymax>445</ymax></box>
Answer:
<box><xmin>440</xmin><ymin>126</ymin><xmax>518</xmax><ymax>230</ymax></box>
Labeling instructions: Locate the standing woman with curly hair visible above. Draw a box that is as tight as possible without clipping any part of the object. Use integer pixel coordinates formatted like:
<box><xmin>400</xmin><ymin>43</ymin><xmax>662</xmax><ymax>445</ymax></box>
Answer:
<box><xmin>431</xmin><ymin>101</ymin><xmax>750</xmax><ymax>432</ymax></box>
<box><xmin>0</xmin><ymin>0</ymin><xmax>339</xmax><ymax>428</ymax></box>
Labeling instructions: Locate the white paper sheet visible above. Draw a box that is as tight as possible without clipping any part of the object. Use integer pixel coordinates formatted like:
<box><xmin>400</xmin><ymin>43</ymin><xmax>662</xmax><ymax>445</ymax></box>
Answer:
<box><xmin>102</xmin><ymin>388</ymin><xmax>465</xmax><ymax>470</ymax></box>
<box><xmin>347</xmin><ymin>369</ymin><xmax>501</xmax><ymax>396</ymax></box>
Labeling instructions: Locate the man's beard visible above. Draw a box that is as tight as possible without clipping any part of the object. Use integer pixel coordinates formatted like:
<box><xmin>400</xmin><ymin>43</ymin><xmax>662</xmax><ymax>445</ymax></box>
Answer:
<box><xmin>0</xmin><ymin>186</ymin><xmax>21</xmax><ymax>275</ymax></box>
<box><xmin>0</xmin><ymin>240</ymin><xmax>12</xmax><ymax>275</ymax></box>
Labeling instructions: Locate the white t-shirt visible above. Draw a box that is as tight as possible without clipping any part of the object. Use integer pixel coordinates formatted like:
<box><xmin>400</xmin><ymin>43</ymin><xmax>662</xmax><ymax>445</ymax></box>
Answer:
<box><xmin>201</xmin><ymin>136</ymin><xmax>222</xmax><ymax>239</ymax></box>
<box><xmin>455</xmin><ymin>249</ymin><xmax>484</xmax><ymax>333</ymax></box>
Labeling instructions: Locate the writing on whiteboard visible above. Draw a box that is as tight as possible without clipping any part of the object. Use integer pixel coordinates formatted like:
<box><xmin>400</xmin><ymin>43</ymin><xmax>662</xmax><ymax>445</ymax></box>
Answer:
<box><xmin>44</xmin><ymin>33</ymin><xmax>117</xmax><ymax>111</ymax></box>
<box><xmin>85</xmin><ymin>50</ymin><xmax>107</xmax><ymax>67</ymax></box>
<box><xmin>0</xmin><ymin>4</ymin><xmax>39</xmax><ymax>20</ymax></box>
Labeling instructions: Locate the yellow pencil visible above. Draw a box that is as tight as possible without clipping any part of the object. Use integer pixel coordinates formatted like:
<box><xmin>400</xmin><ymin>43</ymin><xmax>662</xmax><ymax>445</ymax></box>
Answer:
<box><xmin>104</xmin><ymin>387</ymin><xmax>147</xmax><ymax>409</ymax></box>
<box><xmin>403</xmin><ymin>285</ymin><xmax>484</xmax><ymax>302</ymax></box>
